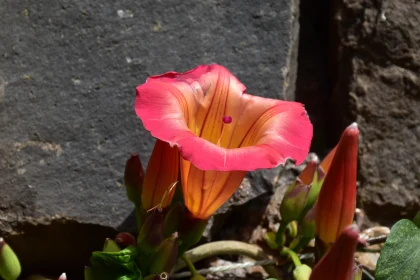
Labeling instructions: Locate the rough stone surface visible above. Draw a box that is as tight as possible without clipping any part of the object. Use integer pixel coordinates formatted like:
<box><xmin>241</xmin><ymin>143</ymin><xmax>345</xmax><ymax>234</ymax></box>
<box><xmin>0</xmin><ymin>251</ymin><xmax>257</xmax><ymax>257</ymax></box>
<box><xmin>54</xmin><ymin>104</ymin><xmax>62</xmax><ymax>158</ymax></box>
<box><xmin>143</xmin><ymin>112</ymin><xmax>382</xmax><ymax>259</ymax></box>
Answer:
<box><xmin>328</xmin><ymin>0</ymin><xmax>420</xmax><ymax>225</ymax></box>
<box><xmin>0</xmin><ymin>0</ymin><xmax>300</xmax><ymax>275</ymax></box>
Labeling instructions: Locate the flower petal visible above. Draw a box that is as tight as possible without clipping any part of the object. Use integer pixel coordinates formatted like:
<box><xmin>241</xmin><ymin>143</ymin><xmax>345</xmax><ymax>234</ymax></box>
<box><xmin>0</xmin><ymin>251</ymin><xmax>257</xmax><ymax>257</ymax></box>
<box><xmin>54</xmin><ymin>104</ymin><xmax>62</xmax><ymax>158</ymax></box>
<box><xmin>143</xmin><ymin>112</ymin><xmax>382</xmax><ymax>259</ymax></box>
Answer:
<box><xmin>181</xmin><ymin>158</ymin><xmax>246</xmax><ymax>219</ymax></box>
<box><xmin>141</xmin><ymin>139</ymin><xmax>179</xmax><ymax>210</ymax></box>
<box><xmin>136</xmin><ymin>64</ymin><xmax>312</xmax><ymax>171</ymax></box>
<box><xmin>320</xmin><ymin>146</ymin><xmax>336</xmax><ymax>174</ymax></box>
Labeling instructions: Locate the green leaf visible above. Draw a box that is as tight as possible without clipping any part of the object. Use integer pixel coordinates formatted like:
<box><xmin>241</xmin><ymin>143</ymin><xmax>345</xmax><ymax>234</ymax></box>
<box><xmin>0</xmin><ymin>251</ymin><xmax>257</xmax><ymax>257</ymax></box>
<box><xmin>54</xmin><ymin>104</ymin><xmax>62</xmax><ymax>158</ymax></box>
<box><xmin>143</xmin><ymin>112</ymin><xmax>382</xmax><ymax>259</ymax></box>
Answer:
<box><xmin>376</xmin><ymin>219</ymin><xmax>420</xmax><ymax>280</ymax></box>
<box><xmin>89</xmin><ymin>246</ymin><xmax>142</xmax><ymax>280</ymax></box>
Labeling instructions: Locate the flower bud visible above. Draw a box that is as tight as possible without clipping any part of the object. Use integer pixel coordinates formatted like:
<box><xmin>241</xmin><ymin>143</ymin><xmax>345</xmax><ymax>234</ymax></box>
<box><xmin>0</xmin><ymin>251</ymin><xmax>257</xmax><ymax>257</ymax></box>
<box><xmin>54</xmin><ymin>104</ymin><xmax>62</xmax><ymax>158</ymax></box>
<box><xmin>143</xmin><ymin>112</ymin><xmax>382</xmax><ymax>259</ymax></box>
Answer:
<box><xmin>310</xmin><ymin>225</ymin><xmax>363</xmax><ymax>280</ymax></box>
<box><xmin>84</xmin><ymin>266</ymin><xmax>93</xmax><ymax>280</ymax></box>
<box><xmin>264</xmin><ymin>232</ymin><xmax>278</xmax><ymax>249</ymax></box>
<box><xmin>293</xmin><ymin>264</ymin><xmax>312</xmax><ymax>280</ymax></box>
<box><xmin>280</xmin><ymin>182</ymin><xmax>310</xmax><ymax>224</ymax></box>
<box><xmin>164</xmin><ymin>202</ymin><xmax>186</xmax><ymax>237</ymax></box>
<box><xmin>58</xmin><ymin>273</ymin><xmax>67</xmax><ymax>280</ymax></box>
<box><xmin>287</xmin><ymin>221</ymin><xmax>298</xmax><ymax>238</ymax></box>
<box><xmin>102</xmin><ymin>238</ymin><xmax>121</xmax><ymax>252</ymax></box>
<box><xmin>141</xmin><ymin>140</ymin><xmax>179</xmax><ymax>210</ymax></box>
<box><xmin>138</xmin><ymin>209</ymin><xmax>165</xmax><ymax>255</ymax></box>
<box><xmin>315</xmin><ymin>123</ymin><xmax>359</xmax><ymax>250</ymax></box>
<box><xmin>115</xmin><ymin>232</ymin><xmax>136</xmax><ymax>249</ymax></box>
<box><xmin>298</xmin><ymin>159</ymin><xmax>319</xmax><ymax>186</ymax></box>
<box><xmin>0</xmin><ymin>238</ymin><xmax>21</xmax><ymax>280</ymax></box>
<box><xmin>302</xmin><ymin>165</ymin><xmax>325</xmax><ymax>218</ymax></box>
<box><xmin>124</xmin><ymin>153</ymin><xmax>145</xmax><ymax>206</ymax></box>
<box><xmin>149</xmin><ymin>233</ymin><xmax>179</xmax><ymax>275</ymax></box>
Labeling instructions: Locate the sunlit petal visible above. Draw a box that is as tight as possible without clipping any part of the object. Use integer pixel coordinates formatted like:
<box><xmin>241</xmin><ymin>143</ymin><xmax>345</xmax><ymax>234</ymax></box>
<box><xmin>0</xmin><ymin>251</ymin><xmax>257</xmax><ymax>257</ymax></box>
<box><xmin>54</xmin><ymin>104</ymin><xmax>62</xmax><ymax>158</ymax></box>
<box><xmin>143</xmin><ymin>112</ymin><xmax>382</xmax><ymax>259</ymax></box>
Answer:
<box><xmin>141</xmin><ymin>139</ymin><xmax>179</xmax><ymax>210</ymax></box>
<box><xmin>136</xmin><ymin>64</ymin><xmax>312</xmax><ymax>172</ymax></box>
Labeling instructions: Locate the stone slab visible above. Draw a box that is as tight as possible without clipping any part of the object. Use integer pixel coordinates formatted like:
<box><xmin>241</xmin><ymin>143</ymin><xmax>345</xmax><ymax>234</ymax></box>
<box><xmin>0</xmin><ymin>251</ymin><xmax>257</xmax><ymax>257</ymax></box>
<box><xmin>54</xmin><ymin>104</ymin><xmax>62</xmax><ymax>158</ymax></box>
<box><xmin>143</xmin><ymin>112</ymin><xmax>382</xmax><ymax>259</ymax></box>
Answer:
<box><xmin>0</xmin><ymin>0</ymin><xmax>300</xmax><ymax>236</ymax></box>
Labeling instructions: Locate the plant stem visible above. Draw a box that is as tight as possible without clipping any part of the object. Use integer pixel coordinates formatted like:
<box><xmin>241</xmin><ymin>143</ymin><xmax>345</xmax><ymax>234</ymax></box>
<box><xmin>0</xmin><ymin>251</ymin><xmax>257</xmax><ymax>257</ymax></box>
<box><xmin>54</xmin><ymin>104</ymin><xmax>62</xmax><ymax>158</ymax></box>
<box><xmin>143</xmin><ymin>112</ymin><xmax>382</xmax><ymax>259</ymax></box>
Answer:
<box><xmin>291</xmin><ymin>236</ymin><xmax>312</xmax><ymax>252</ymax></box>
<box><xmin>280</xmin><ymin>247</ymin><xmax>302</xmax><ymax>267</ymax></box>
<box><xmin>275</xmin><ymin>222</ymin><xmax>288</xmax><ymax>246</ymax></box>
<box><xmin>181</xmin><ymin>254</ymin><xmax>198</xmax><ymax>276</ymax></box>
<box><xmin>173</xmin><ymin>241</ymin><xmax>279</xmax><ymax>278</ymax></box>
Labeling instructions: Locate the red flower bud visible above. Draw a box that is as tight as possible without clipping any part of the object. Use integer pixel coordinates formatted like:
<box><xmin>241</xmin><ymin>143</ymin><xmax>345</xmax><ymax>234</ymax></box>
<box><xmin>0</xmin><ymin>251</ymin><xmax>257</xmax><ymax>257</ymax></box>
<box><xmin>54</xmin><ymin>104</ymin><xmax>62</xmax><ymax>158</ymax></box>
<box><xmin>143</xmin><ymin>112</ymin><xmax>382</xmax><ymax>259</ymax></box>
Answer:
<box><xmin>115</xmin><ymin>232</ymin><xmax>136</xmax><ymax>249</ymax></box>
<box><xmin>310</xmin><ymin>225</ymin><xmax>364</xmax><ymax>280</ymax></box>
<box><xmin>124</xmin><ymin>153</ymin><xmax>145</xmax><ymax>206</ymax></box>
<box><xmin>315</xmin><ymin>123</ymin><xmax>359</xmax><ymax>249</ymax></box>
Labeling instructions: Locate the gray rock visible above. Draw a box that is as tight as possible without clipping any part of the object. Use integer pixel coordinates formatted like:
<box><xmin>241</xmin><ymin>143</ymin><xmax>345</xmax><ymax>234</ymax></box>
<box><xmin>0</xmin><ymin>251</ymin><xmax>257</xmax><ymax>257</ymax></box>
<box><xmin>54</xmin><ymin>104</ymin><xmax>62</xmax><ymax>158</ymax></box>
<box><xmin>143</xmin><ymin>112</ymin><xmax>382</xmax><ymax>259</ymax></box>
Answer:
<box><xmin>327</xmin><ymin>0</ymin><xmax>420</xmax><ymax>225</ymax></box>
<box><xmin>0</xmin><ymin>0</ymin><xmax>300</xmax><ymax>276</ymax></box>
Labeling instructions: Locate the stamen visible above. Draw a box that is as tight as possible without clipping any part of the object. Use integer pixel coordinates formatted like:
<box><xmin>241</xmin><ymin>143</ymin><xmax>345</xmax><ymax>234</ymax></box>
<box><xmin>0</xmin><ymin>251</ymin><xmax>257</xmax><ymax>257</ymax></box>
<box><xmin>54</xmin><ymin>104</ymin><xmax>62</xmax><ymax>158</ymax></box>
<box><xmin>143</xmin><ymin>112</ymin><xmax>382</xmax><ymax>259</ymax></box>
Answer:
<box><xmin>222</xmin><ymin>115</ymin><xmax>232</xmax><ymax>124</ymax></box>
<box><xmin>217</xmin><ymin>115</ymin><xmax>232</xmax><ymax>146</ymax></box>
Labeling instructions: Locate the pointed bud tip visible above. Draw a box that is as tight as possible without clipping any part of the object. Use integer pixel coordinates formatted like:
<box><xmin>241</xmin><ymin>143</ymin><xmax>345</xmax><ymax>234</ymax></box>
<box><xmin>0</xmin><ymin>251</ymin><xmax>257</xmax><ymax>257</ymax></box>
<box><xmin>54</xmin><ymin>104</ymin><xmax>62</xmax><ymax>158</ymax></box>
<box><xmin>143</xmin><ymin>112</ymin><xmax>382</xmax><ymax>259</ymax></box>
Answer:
<box><xmin>346</xmin><ymin>122</ymin><xmax>359</xmax><ymax>134</ymax></box>
<box><xmin>115</xmin><ymin>232</ymin><xmax>136</xmax><ymax>248</ymax></box>
<box><xmin>307</xmin><ymin>153</ymin><xmax>320</xmax><ymax>163</ymax></box>
<box><xmin>344</xmin><ymin>224</ymin><xmax>360</xmax><ymax>236</ymax></box>
<box><xmin>343</xmin><ymin>225</ymin><xmax>367</xmax><ymax>246</ymax></box>
<box><xmin>58</xmin><ymin>273</ymin><xmax>67</xmax><ymax>280</ymax></box>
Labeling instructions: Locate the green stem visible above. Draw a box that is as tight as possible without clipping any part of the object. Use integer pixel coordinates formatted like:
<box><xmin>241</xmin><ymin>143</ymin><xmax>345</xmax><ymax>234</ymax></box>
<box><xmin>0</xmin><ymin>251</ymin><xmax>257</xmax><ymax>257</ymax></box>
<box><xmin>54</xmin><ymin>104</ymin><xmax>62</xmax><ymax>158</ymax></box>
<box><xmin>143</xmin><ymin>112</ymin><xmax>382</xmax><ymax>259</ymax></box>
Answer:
<box><xmin>280</xmin><ymin>247</ymin><xmax>301</xmax><ymax>267</ymax></box>
<box><xmin>173</xmin><ymin>241</ymin><xmax>279</xmax><ymax>279</ymax></box>
<box><xmin>181</xmin><ymin>254</ymin><xmax>198</xmax><ymax>276</ymax></box>
<box><xmin>291</xmin><ymin>236</ymin><xmax>312</xmax><ymax>252</ymax></box>
<box><xmin>275</xmin><ymin>222</ymin><xmax>289</xmax><ymax>246</ymax></box>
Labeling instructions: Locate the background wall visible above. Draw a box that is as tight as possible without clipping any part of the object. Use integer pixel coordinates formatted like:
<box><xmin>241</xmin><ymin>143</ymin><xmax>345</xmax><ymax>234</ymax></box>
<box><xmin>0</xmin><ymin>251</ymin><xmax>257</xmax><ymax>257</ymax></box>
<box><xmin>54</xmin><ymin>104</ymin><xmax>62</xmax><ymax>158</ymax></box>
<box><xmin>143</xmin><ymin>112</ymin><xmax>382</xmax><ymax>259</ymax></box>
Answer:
<box><xmin>1</xmin><ymin>0</ymin><xmax>419</xmax><ymax>278</ymax></box>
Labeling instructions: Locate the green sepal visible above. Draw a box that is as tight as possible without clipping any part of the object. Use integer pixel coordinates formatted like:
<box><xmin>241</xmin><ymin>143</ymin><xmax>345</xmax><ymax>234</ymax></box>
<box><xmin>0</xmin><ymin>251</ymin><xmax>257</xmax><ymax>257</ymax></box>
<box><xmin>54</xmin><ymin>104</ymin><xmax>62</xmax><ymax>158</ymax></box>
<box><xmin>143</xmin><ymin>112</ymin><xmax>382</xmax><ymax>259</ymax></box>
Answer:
<box><xmin>164</xmin><ymin>202</ymin><xmax>186</xmax><ymax>237</ymax></box>
<box><xmin>84</xmin><ymin>266</ymin><xmax>93</xmax><ymax>280</ymax></box>
<box><xmin>264</xmin><ymin>232</ymin><xmax>278</xmax><ymax>249</ymax></box>
<box><xmin>103</xmin><ymin>238</ymin><xmax>121</xmax><ymax>252</ymax></box>
<box><xmin>293</xmin><ymin>264</ymin><xmax>312</xmax><ymax>280</ymax></box>
<box><xmin>0</xmin><ymin>238</ymin><xmax>21</xmax><ymax>280</ymax></box>
<box><xmin>89</xmin><ymin>246</ymin><xmax>142</xmax><ymax>280</ymax></box>
<box><xmin>138</xmin><ymin>210</ymin><xmax>164</xmax><ymax>256</ymax></box>
<box><xmin>149</xmin><ymin>233</ymin><xmax>178</xmax><ymax>275</ymax></box>
<box><xmin>301</xmin><ymin>169</ymin><xmax>324</xmax><ymax>218</ymax></box>
<box><xmin>178</xmin><ymin>216</ymin><xmax>207</xmax><ymax>255</ymax></box>
<box><xmin>279</xmin><ymin>181</ymin><xmax>309</xmax><ymax>224</ymax></box>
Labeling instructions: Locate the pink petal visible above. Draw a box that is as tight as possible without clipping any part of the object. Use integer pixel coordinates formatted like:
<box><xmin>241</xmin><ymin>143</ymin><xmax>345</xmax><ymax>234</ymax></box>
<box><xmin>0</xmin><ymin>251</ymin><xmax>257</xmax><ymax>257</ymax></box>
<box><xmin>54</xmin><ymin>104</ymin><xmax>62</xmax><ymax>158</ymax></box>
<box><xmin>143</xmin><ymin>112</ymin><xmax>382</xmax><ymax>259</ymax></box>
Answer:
<box><xmin>136</xmin><ymin>64</ymin><xmax>312</xmax><ymax>171</ymax></box>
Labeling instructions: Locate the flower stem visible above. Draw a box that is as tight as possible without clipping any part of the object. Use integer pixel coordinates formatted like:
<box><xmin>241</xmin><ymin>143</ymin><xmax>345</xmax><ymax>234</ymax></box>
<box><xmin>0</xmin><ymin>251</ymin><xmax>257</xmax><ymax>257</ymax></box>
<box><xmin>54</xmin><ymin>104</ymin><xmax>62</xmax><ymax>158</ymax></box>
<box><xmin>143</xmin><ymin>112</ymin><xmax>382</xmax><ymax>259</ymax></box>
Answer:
<box><xmin>275</xmin><ymin>222</ymin><xmax>289</xmax><ymax>246</ymax></box>
<box><xmin>173</xmin><ymin>241</ymin><xmax>279</xmax><ymax>278</ymax></box>
<box><xmin>181</xmin><ymin>254</ymin><xmax>198</xmax><ymax>276</ymax></box>
<box><xmin>280</xmin><ymin>247</ymin><xmax>301</xmax><ymax>267</ymax></box>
